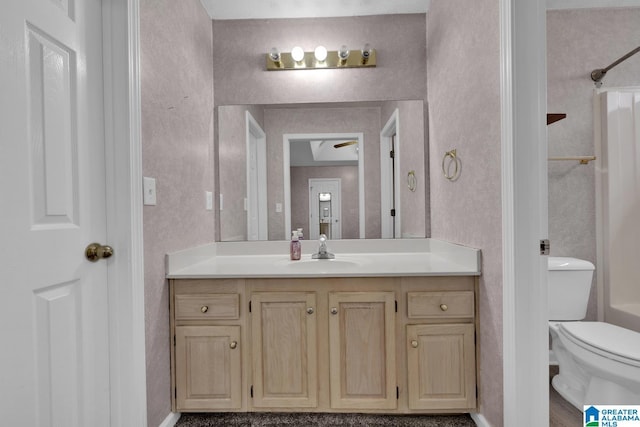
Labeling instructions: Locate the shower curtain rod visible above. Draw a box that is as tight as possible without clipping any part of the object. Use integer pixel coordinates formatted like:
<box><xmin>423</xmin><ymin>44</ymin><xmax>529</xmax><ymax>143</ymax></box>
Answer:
<box><xmin>591</xmin><ymin>46</ymin><xmax>640</xmax><ymax>85</ymax></box>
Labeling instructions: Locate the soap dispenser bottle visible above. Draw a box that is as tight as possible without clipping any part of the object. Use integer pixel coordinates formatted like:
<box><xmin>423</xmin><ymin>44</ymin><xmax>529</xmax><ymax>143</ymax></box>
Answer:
<box><xmin>290</xmin><ymin>231</ymin><xmax>301</xmax><ymax>260</ymax></box>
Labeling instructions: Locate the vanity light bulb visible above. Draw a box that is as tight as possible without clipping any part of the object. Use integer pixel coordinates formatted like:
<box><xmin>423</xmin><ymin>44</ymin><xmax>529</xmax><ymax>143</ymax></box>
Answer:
<box><xmin>269</xmin><ymin>47</ymin><xmax>280</xmax><ymax>62</ymax></box>
<box><xmin>338</xmin><ymin>45</ymin><xmax>350</xmax><ymax>60</ymax></box>
<box><xmin>291</xmin><ymin>46</ymin><xmax>305</xmax><ymax>62</ymax></box>
<box><xmin>361</xmin><ymin>43</ymin><xmax>371</xmax><ymax>60</ymax></box>
<box><xmin>314</xmin><ymin>45</ymin><xmax>327</xmax><ymax>62</ymax></box>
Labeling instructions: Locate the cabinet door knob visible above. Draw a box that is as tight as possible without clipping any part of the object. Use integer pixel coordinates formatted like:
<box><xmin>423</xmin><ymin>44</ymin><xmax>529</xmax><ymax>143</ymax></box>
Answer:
<box><xmin>440</xmin><ymin>304</ymin><xmax>448</xmax><ymax>311</ymax></box>
<box><xmin>411</xmin><ymin>340</ymin><xmax>419</xmax><ymax>348</ymax></box>
<box><xmin>230</xmin><ymin>341</ymin><xmax>237</xmax><ymax>350</ymax></box>
<box><xmin>201</xmin><ymin>306</ymin><xmax>209</xmax><ymax>313</ymax></box>
<box><xmin>306</xmin><ymin>307</ymin><xmax>314</xmax><ymax>315</ymax></box>
<box><xmin>330</xmin><ymin>307</ymin><xmax>338</xmax><ymax>315</ymax></box>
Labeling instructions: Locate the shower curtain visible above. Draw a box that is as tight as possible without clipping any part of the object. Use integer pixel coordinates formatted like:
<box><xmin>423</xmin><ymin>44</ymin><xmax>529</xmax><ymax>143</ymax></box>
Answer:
<box><xmin>597</xmin><ymin>89</ymin><xmax>640</xmax><ymax>332</ymax></box>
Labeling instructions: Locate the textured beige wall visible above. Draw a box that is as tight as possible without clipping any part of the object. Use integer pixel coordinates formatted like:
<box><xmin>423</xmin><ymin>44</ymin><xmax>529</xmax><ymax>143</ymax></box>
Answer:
<box><xmin>211</xmin><ymin>14</ymin><xmax>427</xmax><ymax>106</ymax></box>
<box><xmin>140</xmin><ymin>1</ymin><xmax>214</xmax><ymax>425</ymax></box>
<box><xmin>427</xmin><ymin>1</ymin><xmax>503</xmax><ymax>425</ymax></box>
<box><xmin>547</xmin><ymin>7</ymin><xmax>640</xmax><ymax>321</ymax></box>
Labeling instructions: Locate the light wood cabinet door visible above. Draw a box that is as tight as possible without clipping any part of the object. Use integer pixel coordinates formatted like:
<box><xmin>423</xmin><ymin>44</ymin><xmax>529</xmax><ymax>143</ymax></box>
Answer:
<box><xmin>175</xmin><ymin>325</ymin><xmax>241</xmax><ymax>410</ymax></box>
<box><xmin>328</xmin><ymin>292</ymin><xmax>397</xmax><ymax>410</ymax></box>
<box><xmin>406</xmin><ymin>324</ymin><xmax>476</xmax><ymax>410</ymax></box>
<box><xmin>251</xmin><ymin>292</ymin><xmax>318</xmax><ymax>408</ymax></box>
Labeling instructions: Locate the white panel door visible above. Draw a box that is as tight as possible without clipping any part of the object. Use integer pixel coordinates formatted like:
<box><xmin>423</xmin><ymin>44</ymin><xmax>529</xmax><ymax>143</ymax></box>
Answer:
<box><xmin>0</xmin><ymin>0</ymin><xmax>110</xmax><ymax>426</ymax></box>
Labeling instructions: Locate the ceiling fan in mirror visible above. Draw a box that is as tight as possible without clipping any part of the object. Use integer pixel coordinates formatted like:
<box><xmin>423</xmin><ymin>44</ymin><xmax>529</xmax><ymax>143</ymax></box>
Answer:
<box><xmin>333</xmin><ymin>140</ymin><xmax>358</xmax><ymax>149</ymax></box>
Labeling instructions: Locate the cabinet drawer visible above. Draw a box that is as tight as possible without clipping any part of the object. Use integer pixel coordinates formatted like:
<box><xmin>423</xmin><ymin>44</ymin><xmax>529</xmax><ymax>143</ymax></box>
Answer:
<box><xmin>407</xmin><ymin>291</ymin><xmax>474</xmax><ymax>319</ymax></box>
<box><xmin>175</xmin><ymin>294</ymin><xmax>240</xmax><ymax>320</ymax></box>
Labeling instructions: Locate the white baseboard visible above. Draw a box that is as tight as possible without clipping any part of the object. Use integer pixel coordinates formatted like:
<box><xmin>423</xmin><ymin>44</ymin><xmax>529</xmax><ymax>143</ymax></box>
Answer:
<box><xmin>158</xmin><ymin>412</ymin><xmax>180</xmax><ymax>427</ymax></box>
<box><xmin>471</xmin><ymin>412</ymin><xmax>492</xmax><ymax>427</ymax></box>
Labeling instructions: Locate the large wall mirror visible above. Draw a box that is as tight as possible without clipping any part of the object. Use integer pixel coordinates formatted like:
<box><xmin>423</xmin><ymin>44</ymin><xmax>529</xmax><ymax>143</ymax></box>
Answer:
<box><xmin>218</xmin><ymin>100</ymin><xmax>427</xmax><ymax>241</ymax></box>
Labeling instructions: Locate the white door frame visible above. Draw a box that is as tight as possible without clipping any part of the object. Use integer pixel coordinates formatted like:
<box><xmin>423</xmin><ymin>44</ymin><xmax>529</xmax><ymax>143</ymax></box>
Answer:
<box><xmin>283</xmin><ymin>133</ymin><xmax>365</xmax><ymax>240</ymax></box>
<box><xmin>246</xmin><ymin>111</ymin><xmax>268</xmax><ymax>240</ymax></box>
<box><xmin>102</xmin><ymin>0</ymin><xmax>147</xmax><ymax>425</ymax></box>
<box><xmin>500</xmin><ymin>0</ymin><xmax>548</xmax><ymax>426</ymax></box>
<box><xmin>380</xmin><ymin>109</ymin><xmax>401</xmax><ymax>239</ymax></box>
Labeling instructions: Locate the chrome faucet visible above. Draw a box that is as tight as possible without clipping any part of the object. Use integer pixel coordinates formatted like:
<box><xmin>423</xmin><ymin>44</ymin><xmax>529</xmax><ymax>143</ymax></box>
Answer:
<box><xmin>312</xmin><ymin>234</ymin><xmax>335</xmax><ymax>259</ymax></box>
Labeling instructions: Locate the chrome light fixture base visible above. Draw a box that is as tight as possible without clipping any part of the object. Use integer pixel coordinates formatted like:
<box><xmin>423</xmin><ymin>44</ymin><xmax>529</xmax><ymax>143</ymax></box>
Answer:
<box><xmin>266</xmin><ymin>49</ymin><xmax>376</xmax><ymax>71</ymax></box>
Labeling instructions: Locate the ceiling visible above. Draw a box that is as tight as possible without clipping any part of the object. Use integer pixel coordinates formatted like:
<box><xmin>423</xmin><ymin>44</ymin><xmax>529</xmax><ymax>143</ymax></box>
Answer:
<box><xmin>200</xmin><ymin>0</ymin><xmax>430</xmax><ymax>20</ymax></box>
<box><xmin>290</xmin><ymin>139</ymin><xmax>358</xmax><ymax>167</ymax></box>
<box><xmin>200</xmin><ymin>0</ymin><xmax>640</xmax><ymax>20</ymax></box>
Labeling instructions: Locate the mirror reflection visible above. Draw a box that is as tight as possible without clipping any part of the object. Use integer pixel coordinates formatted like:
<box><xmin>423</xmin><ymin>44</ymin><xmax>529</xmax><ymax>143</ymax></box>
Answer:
<box><xmin>287</xmin><ymin>134</ymin><xmax>361</xmax><ymax>241</ymax></box>
<box><xmin>218</xmin><ymin>101</ymin><xmax>427</xmax><ymax>241</ymax></box>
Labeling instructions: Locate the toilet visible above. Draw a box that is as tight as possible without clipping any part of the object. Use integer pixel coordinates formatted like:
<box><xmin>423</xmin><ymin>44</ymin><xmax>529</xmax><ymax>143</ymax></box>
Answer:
<box><xmin>548</xmin><ymin>257</ymin><xmax>640</xmax><ymax>409</ymax></box>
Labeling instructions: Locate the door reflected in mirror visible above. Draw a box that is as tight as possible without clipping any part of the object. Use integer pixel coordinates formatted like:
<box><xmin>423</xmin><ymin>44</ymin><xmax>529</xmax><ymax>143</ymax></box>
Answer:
<box><xmin>217</xmin><ymin>101</ymin><xmax>427</xmax><ymax>241</ymax></box>
<box><xmin>318</xmin><ymin>192</ymin><xmax>332</xmax><ymax>239</ymax></box>
<box><xmin>311</xmin><ymin>185</ymin><xmax>340</xmax><ymax>240</ymax></box>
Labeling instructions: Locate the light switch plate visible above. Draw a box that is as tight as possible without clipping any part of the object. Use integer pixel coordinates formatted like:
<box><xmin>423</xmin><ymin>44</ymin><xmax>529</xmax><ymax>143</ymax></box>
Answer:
<box><xmin>143</xmin><ymin>177</ymin><xmax>157</xmax><ymax>206</ymax></box>
<box><xmin>206</xmin><ymin>191</ymin><xmax>213</xmax><ymax>210</ymax></box>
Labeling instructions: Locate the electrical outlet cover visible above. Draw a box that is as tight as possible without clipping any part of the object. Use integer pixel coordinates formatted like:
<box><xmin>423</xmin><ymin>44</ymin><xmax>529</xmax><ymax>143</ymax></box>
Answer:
<box><xmin>143</xmin><ymin>177</ymin><xmax>157</xmax><ymax>206</ymax></box>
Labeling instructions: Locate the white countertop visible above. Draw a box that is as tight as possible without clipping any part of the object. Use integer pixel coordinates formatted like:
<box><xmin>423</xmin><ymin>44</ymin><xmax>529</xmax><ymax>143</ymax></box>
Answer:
<box><xmin>166</xmin><ymin>239</ymin><xmax>481</xmax><ymax>279</ymax></box>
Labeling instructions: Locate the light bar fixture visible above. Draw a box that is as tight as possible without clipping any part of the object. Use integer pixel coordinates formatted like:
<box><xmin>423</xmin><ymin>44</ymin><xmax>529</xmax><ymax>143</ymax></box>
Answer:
<box><xmin>266</xmin><ymin>44</ymin><xmax>376</xmax><ymax>70</ymax></box>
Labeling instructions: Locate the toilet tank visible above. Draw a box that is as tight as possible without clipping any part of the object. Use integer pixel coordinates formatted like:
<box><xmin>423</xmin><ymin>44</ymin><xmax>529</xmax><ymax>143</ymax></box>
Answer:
<box><xmin>548</xmin><ymin>257</ymin><xmax>595</xmax><ymax>321</ymax></box>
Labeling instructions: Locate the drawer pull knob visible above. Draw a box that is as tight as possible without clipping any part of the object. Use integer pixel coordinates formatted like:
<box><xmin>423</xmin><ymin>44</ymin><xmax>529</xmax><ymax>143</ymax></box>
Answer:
<box><xmin>306</xmin><ymin>307</ymin><xmax>314</xmax><ymax>315</ymax></box>
<box><xmin>330</xmin><ymin>307</ymin><xmax>338</xmax><ymax>315</ymax></box>
<box><xmin>201</xmin><ymin>306</ymin><xmax>209</xmax><ymax>313</ymax></box>
<box><xmin>230</xmin><ymin>341</ymin><xmax>237</xmax><ymax>350</ymax></box>
<box><xmin>411</xmin><ymin>340</ymin><xmax>419</xmax><ymax>348</ymax></box>
<box><xmin>440</xmin><ymin>304</ymin><xmax>448</xmax><ymax>311</ymax></box>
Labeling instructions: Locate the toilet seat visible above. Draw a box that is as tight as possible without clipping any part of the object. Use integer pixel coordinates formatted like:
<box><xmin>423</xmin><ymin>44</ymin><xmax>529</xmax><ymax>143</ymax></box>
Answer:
<box><xmin>558</xmin><ymin>321</ymin><xmax>640</xmax><ymax>368</ymax></box>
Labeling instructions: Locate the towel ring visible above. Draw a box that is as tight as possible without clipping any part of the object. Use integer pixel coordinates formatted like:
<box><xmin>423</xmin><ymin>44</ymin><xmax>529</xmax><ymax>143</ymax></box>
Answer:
<box><xmin>442</xmin><ymin>149</ymin><xmax>460</xmax><ymax>181</ymax></box>
<box><xmin>407</xmin><ymin>170</ymin><xmax>417</xmax><ymax>192</ymax></box>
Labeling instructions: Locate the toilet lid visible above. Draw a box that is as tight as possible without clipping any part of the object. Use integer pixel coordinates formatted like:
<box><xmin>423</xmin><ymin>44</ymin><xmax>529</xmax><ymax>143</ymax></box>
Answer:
<box><xmin>559</xmin><ymin>322</ymin><xmax>640</xmax><ymax>367</ymax></box>
<box><xmin>548</xmin><ymin>257</ymin><xmax>595</xmax><ymax>271</ymax></box>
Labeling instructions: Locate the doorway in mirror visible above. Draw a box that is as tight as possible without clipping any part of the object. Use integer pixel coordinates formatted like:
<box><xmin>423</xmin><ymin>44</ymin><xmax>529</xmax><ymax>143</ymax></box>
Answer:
<box><xmin>285</xmin><ymin>132</ymin><xmax>365</xmax><ymax>240</ymax></box>
<box><xmin>308</xmin><ymin>179</ymin><xmax>342</xmax><ymax>240</ymax></box>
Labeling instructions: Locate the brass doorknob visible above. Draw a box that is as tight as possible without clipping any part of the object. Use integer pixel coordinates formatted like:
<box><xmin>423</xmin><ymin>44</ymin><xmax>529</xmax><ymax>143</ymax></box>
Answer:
<box><xmin>330</xmin><ymin>307</ymin><xmax>338</xmax><ymax>315</ymax></box>
<box><xmin>306</xmin><ymin>307</ymin><xmax>314</xmax><ymax>315</ymax></box>
<box><xmin>440</xmin><ymin>304</ymin><xmax>448</xmax><ymax>311</ymax></box>
<box><xmin>201</xmin><ymin>306</ymin><xmax>209</xmax><ymax>313</ymax></box>
<box><xmin>85</xmin><ymin>243</ymin><xmax>114</xmax><ymax>262</ymax></box>
<box><xmin>230</xmin><ymin>341</ymin><xmax>238</xmax><ymax>350</ymax></box>
<box><xmin>411</xmin><ymin>340</ymin><xmax>419</xmax><ymax>348</ymax></box>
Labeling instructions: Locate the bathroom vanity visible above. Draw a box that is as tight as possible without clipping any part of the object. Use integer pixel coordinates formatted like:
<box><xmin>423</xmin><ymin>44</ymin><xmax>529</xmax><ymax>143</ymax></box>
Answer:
<box><xmin>167</xmin><ymin>239</ymin><xmax>481</xmax><ymax>414</ymax></box>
